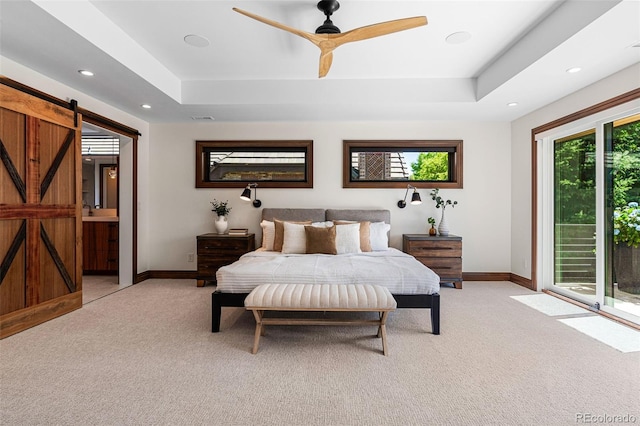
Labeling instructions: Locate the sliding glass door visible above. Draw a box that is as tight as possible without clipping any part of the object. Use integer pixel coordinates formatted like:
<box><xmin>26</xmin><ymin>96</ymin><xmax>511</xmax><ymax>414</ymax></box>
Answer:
<box><xmin>538</xmin><ymin>110</ymin><xmax>640</xmax><ymax>324</ymax></box>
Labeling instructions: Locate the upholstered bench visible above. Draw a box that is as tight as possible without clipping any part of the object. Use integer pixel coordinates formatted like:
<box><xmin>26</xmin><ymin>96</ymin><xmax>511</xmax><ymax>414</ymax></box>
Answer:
<box><xmin>244</xmin><ymin>283</ymin><xmax>397</xmax><ymax>355</ymax></box>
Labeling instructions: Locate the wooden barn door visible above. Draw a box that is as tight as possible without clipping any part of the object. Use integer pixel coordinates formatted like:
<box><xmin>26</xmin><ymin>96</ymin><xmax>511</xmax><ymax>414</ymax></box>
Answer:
<box><xmin>0</xmin><ymin>84</ymin><xmax>82</xmax><ymax>338</ymax></box>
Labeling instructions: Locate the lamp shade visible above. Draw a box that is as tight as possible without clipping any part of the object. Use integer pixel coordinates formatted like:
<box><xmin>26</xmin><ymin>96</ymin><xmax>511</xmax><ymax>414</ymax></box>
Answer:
<box><xmin>410</xmin><ymin>190</ymin><xmax>422</xmax><ymax>205</ymax></box>
<box><xmin>240</xmin><ymin>187</ymin><xmax>252</xmax><ymax>201</ymax></box>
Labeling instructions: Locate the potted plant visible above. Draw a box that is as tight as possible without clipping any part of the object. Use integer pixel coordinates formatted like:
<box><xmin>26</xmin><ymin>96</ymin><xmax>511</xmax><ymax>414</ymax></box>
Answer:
<box><xmin>428</xmin><ymin>217</ymin><xmax>437</xmax><ymax>236</ymax></box>
<box><xmin>613</xmin><ymin>201</ymin><xmax>640</xmax><ymax>294</ymax></box>
<box><xmin>430</xmin><ymin>189</ymin><xmax>458</xmax><ymax>236</ymax></box>
<box><xmin>211</xmin><ymin>199</ymin><xmax>232</xmax><ymax>234</ymax></box>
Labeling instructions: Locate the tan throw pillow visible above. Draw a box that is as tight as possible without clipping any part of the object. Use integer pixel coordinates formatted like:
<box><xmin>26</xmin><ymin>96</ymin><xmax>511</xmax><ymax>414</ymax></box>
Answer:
<box><xmin>274</xmin><ymin>219</ymin><xmax>312</xmax><ymax>251</ymax></box>
<box><xmin>305</xmin><ymin>225</ymin><xmax>337</xmax><ymax>255</ymax></box>
<box><xmin>334</xmin><ymin>220</ymin><xmax>371</xmax><ymax>252</ymax></box>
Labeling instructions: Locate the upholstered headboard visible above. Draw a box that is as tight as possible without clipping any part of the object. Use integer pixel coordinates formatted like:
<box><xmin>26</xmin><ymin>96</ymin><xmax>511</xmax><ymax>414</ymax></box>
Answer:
<box><xmin>261</xmin><ymin>208</ymin><xmax>326</xmax><ymax>223</ymax></box>
<box><xmin>261</xmin><ymin>208</ymin><xmax>390</xmax><ymax>224</ymax></box>
<box><xmin>325</xmin><ymin>209</ymin><xmax>390</xmax><ymax>224</ymax></box>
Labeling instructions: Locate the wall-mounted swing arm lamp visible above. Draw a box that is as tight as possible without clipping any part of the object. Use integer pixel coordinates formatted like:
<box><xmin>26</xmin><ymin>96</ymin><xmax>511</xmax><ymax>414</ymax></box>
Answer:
<box><xmin>397</xmin><ymin>184</ymin><xmax>422</xmax><ymax>208</ymax></box>
<box><xmin>240</xmin><ymin>183</ymin><xmax>262</xmax><ymax>208</ymax></box>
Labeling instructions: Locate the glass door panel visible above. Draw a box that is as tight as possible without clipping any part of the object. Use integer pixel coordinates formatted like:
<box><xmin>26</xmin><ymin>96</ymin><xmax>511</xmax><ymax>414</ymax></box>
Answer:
<box><xmin>607</xmin><ymin>114</ymin><xmax>640</xmax><ymax>318</ymax></box>
<box><xmin>553</xmin><ymin>130</ymin><xmax>597</xmax><ymax>302</ymax></box>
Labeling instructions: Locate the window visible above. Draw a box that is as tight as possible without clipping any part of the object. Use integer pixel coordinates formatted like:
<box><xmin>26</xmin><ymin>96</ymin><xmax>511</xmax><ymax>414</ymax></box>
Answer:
<box><xmin>343</xmin><ymin>140</ymin><xmax>463</xmax><ymax>188</ymax></box>
<box><xmin>196</xmin><ymin>140</ymin><xmax>313</xmax><ymax>188</ymax></box>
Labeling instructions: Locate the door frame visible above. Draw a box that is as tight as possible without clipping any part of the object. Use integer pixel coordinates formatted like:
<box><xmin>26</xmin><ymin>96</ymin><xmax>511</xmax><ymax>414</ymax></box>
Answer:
<box><xmin>532</xmin><ymin>90</ymin><xmax>640</xmax><ymax>325</ymax></box>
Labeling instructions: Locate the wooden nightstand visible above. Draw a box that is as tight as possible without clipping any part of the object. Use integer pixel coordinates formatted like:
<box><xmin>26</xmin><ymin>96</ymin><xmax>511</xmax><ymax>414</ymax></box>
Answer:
<box><xmin>402</xmin><ymin>234</ymin><xmax>463</xmax><ymax>289</ymax></box>
<box><xmin>196</xmin><ymin>233</ymin><xmax>255</xmax><ymax>287</ymax></box>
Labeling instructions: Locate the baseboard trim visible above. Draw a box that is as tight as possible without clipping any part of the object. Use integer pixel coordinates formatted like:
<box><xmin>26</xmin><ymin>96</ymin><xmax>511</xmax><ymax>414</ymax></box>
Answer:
<box><xmin>136</xmin><ymin>270</ymin><xmax>197</xmax><ymax>282</ymax></box>
<box><xmin>509</xmin><ymin>273</ymin><xmax>534</xmax><ymax>290</ymax></box>
<box><xmin>462</xmin><ymin>272</ymin><xmax>511</xmax><ymax>282</ymax></box>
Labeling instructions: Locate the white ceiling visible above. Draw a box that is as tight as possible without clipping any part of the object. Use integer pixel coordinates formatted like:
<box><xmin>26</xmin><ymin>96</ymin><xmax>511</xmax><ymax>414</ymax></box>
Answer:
<box><xmin>1</xmin><ymin>0</ymin><xmax>639</xmax><ymax>123</ymax></box>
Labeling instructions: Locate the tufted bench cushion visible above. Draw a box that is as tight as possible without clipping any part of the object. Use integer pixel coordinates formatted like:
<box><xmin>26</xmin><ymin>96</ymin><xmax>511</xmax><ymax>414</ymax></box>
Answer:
<box><xmin>245</xmin><ymin>284</ymin><xmax>397</xmax><ymax>355</ymax></box>
<box><xmin>245</xmin><ymin>283</ymin><xmax>397</xmax><ymax>311</ymax></box>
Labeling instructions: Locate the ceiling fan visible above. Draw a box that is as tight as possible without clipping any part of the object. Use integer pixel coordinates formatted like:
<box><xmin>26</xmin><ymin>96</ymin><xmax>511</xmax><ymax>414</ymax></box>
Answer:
<box><xmin>233</xmin><ymin>1</ymin><xmax>428</xmax><ymax>78</ymax></box>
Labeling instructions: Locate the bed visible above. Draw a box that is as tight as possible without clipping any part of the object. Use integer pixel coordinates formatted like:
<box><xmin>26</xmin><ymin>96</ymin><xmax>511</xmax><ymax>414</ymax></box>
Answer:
<box><xmin>211</xmin><ymin>208</ymin><xmax>441</xmax><ymax>334</ymax></box>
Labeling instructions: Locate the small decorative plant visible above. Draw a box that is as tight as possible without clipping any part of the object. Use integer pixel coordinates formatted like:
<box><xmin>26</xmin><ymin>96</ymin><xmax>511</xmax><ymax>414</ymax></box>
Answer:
<box><xmin>430</xmin><ymin>188</ymin><xmax>458</xmax><ymax>210</ymax></box>
<box><xmin>428</xmin><ymin>217</ymin><xmax>436</xmax><ymax>226</ymax></box>
<box><xmin>614</xmin><ymin>201</ymin><xmax>640</xmax><ymax>247</ymax></box>
<box><xmin>210</xmin><ymin>199</ymin><xmax>231</xmax><ymax>216</ymax></box>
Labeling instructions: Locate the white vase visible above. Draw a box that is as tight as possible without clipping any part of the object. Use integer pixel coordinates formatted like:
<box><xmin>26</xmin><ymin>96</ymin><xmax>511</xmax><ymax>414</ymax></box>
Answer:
<box><xmin>438</xmin><ymin>209</ymin><xmax>449</xmax><ymax>236</ymax></box>
<box><xmin>214</xmin><ymin>215</ymin><xmax>228</xmax><ymax>234</ymax></box>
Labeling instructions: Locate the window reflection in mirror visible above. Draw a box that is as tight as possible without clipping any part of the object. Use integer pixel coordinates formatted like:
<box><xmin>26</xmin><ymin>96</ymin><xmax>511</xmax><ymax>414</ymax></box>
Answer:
<box><xmin>196</xmin><ymin>140</ymin><xmax>313</xmax><ymax>188</ymax></box>
<box><xmin>343</xmin><ymin>140</ymin><xmax>463</xmax><ymax>189</ymax></box>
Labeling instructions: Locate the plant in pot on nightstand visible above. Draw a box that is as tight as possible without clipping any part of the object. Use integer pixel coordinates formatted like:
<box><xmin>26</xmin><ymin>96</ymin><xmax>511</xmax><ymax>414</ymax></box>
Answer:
<box><xmin>430</xmin><ymin>189</ymin><xmax>457</xmax><ymax>236</ymax></box>
<box><xmin>613</xmin><ymin>201</ymin><xmax>640</xmax><ymax>294</ymax></box>
<box><xmin>428</xmin><ymin>217</ymin><xmax>437</xmax><ymax>236</ymax></box>
<box><xmin>211</xmin><ymin>199</ymin><xmax>232</xmax><ymax>234</ymax></box>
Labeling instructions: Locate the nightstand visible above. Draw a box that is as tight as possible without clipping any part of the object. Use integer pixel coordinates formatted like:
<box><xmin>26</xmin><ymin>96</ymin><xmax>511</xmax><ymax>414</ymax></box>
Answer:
<box><xmin>402</xmin><ymin>234</ymin><xmax>463</xmax><ymax>289</ymax></box>
<box><xmin>196</xmin><ymin>233</ymin><xmax>255</xmax><ymax>287</ymax></box>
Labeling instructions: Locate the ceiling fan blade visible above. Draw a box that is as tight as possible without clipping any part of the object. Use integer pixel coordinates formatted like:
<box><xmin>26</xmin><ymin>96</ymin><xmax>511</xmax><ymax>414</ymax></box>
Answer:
<box><xmin>233</xmin><ymin>8</ymin><xmax>324</xmax><ymax>47</ymax></box>
<box><xmin>330</xmin><ymin>16</ymin><xmax>427</xmax><ymax>47</ymax></box>
<box><xmin>318</xmin><ymin>50</ymin><xmax>334</xmax><ymax>78</ymax></box>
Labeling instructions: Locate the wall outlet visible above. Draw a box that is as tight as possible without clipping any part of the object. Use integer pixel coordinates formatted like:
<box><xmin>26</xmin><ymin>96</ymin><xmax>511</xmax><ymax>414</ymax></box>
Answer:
<box><xmin>187</xmin><ymin>253</ymin><xmax>194</xmax><ymax>262</ymax></box>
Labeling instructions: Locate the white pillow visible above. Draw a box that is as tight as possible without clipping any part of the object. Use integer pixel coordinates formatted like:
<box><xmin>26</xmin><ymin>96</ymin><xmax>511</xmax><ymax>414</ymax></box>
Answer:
<box><xmin>311</xmin><ymin>221</ymin><xmax>334</xmax><ymax>228</ymax></box>
<box><xmin>281</xmin><ymin>221</ymin><xmax>308</xmax><ymax>254</ymax></box>
<box><xmin>369</xmin><ymin>222</ymin><xmax>391</xmax><ymax>251</ymax></box>
<box><xmin>260</xmin><ymin>220</ymin><xmax>275</xmax><ymax>251</ymax></box>
<box><xmin>335</xmin><ymin>223</ymin><xmax>361</xmax><ymax>254</ymax></box>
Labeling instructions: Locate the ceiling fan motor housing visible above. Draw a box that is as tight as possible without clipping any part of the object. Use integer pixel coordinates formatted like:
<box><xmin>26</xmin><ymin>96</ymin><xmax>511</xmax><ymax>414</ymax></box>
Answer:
<box><xmin>316</xmin><ymin>0</ymin><xmax>341</xmax><ymax>33</ymax></box>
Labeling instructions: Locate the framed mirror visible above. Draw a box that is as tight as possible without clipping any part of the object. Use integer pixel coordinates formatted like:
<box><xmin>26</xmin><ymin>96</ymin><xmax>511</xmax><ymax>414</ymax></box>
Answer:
<box><xmin>343</xmin><ymin>140</ymin><xmax>463</xmax><ymax>189</ymax></box>
<box><xmin>196</xmin><ymin>140</ymin><xmax>313</xmax><ymax>188</ymax></box>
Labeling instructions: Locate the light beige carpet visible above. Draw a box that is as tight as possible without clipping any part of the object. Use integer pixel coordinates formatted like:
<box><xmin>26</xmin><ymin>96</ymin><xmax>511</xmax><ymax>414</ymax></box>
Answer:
<box><xmin>1</xmin><ymin>280</ymin><xmax>638</xmax><ymax>425</ymax></box>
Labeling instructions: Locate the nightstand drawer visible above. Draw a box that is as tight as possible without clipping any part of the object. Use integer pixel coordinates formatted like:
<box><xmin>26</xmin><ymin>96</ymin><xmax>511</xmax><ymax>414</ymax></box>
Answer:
<box><xmin>415</xmin><ymin>257</ymin><xmax>462</xmax><ymax>279</ymax></box>
<box><xmin>404</xmin><ymin>240</ymin><xmax>461</xmax><ymax>258</ymax></box>
<box><xmin>197</xmin><ymin>238</ymin><xmax>252</xmax><ymax>254</ymax></box>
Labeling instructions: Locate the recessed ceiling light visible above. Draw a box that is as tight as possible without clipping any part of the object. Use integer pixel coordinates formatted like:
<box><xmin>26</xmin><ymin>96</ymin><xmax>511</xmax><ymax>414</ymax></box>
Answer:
<box><xmin>78</xmin><ymin>69</ymin><xmax>94</xmax><ymax>76</ymax></box>
<box><xmin>141</xmin><ymin>104</ymin><xmax>151</xmax><ymax>109</ymax></box>
<box><xmin>445</xmin><ymin>31</ymin><xmax>471</xmax><ymax>45</ymax></box>
<box><xmin>184</xmin><ymin>34</ymin><xmax>210</xmax><ymax>48</ymax></box>
<box><xmin>566</xmin><ymin>67</ymin><xmax>582</xmax><ymax>74</ymax></box>
<box><xmin>191</xmin><ymin>116</ymin><xmax>215</xmax><ymax>121</ymax></box>
<box><xmin>507</xmin><ymin>102</ymin><xmax>518</xmax><ymax>107</ymax></box>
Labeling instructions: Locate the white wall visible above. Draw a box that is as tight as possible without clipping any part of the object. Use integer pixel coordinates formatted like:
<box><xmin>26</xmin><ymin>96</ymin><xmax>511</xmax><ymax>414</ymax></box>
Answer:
<box><xmin>149</xmin><ymin>121</ymin><xmax>512</xmax><ymax>273</ymax></box>
<box><xmin>1</xmin><ymin>56</ymin><xmax>151</xmax><ymax>282</ymax></box>
<box><xmin>510</xmin><ymin>63</ymin><xmax>640</xmax><ymax>283</ymax></box>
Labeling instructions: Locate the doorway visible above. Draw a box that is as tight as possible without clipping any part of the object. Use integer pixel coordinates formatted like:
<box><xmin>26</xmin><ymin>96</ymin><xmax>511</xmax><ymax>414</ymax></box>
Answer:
<box><xmin>81</xmin><ymin>122</ymin><xmax>132</xmax><ymax>303</ymax></box>
<box><xmin>537</xmin><ymin>110</ymin><xmax>640</xmax><ymax>325</ymax></box>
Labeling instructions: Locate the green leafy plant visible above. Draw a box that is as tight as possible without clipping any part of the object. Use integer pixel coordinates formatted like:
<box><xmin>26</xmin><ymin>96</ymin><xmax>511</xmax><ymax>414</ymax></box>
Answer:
<box><xmin>430</xmin><ymin>188</ymin><xmax>458</xmax><ymax>210</ymax></box>
<box><xmin>210</xmin><ymin>199</ymin><xmax>231</xmax><ymax>216</ymax></box>
<box><xmin>614</xmin><ymin>201</ymin><xmax>640</xmax><ymax>247</ymax></box>
<box><xmin>428</xmin><ymin>217</ymin><xmax>436</xmax><ymax>226</ymax></box>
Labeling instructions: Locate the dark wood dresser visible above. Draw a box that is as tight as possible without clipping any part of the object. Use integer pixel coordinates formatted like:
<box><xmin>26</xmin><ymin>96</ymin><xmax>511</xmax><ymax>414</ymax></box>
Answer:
<box><xmin>196</xmin><ymin>233</ymin><xmax>255</xmax><ymax>287</ymax></box>
<box><xmin>402</xmin><ymin>234</ymin><xmax>463</xmax><ymax>289</ymax></box>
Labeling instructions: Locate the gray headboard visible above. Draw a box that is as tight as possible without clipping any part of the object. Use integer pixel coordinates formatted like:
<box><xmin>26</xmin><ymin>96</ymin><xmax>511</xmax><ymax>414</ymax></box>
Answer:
<box><xmin>261</xmin><ymin>208</ymin><xmax>326</xmax><ymax>223</ymax></box>
<box><xmin>261</xmin><ymin>208</ymin><xmax>390</xmax><ymax>224</ymax></box>
<box><xmin>326</xmin><ymin>209</ymin><xmax>390</xmax><ymax>224</ymax></box>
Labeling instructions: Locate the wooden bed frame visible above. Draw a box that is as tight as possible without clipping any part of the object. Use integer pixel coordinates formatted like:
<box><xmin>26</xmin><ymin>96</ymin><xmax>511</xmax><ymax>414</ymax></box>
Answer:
<box><xmin>211</xmin><ymin>208</ymin><xmax>440</xmax><ymax>334</ymax></box>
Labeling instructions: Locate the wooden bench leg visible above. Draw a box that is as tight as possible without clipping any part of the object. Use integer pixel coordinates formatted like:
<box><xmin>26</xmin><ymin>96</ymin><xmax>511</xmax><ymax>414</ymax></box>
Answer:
<box><xmin>251</xmin><ymin>310</ymin><xmax>263</xmax><ymax>354</ymax></box>
<box><xmin>380</xmin><ymin>311</ymin><xmax>390</xmax><ymax>356</ymax></box>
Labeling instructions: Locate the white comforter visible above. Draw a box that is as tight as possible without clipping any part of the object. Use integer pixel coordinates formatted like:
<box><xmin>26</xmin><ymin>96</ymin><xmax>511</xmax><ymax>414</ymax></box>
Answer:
<box><xmin>216</xmin><ymin>248</ymin><xmax>440</xmax><ymax>295</ymax></box>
